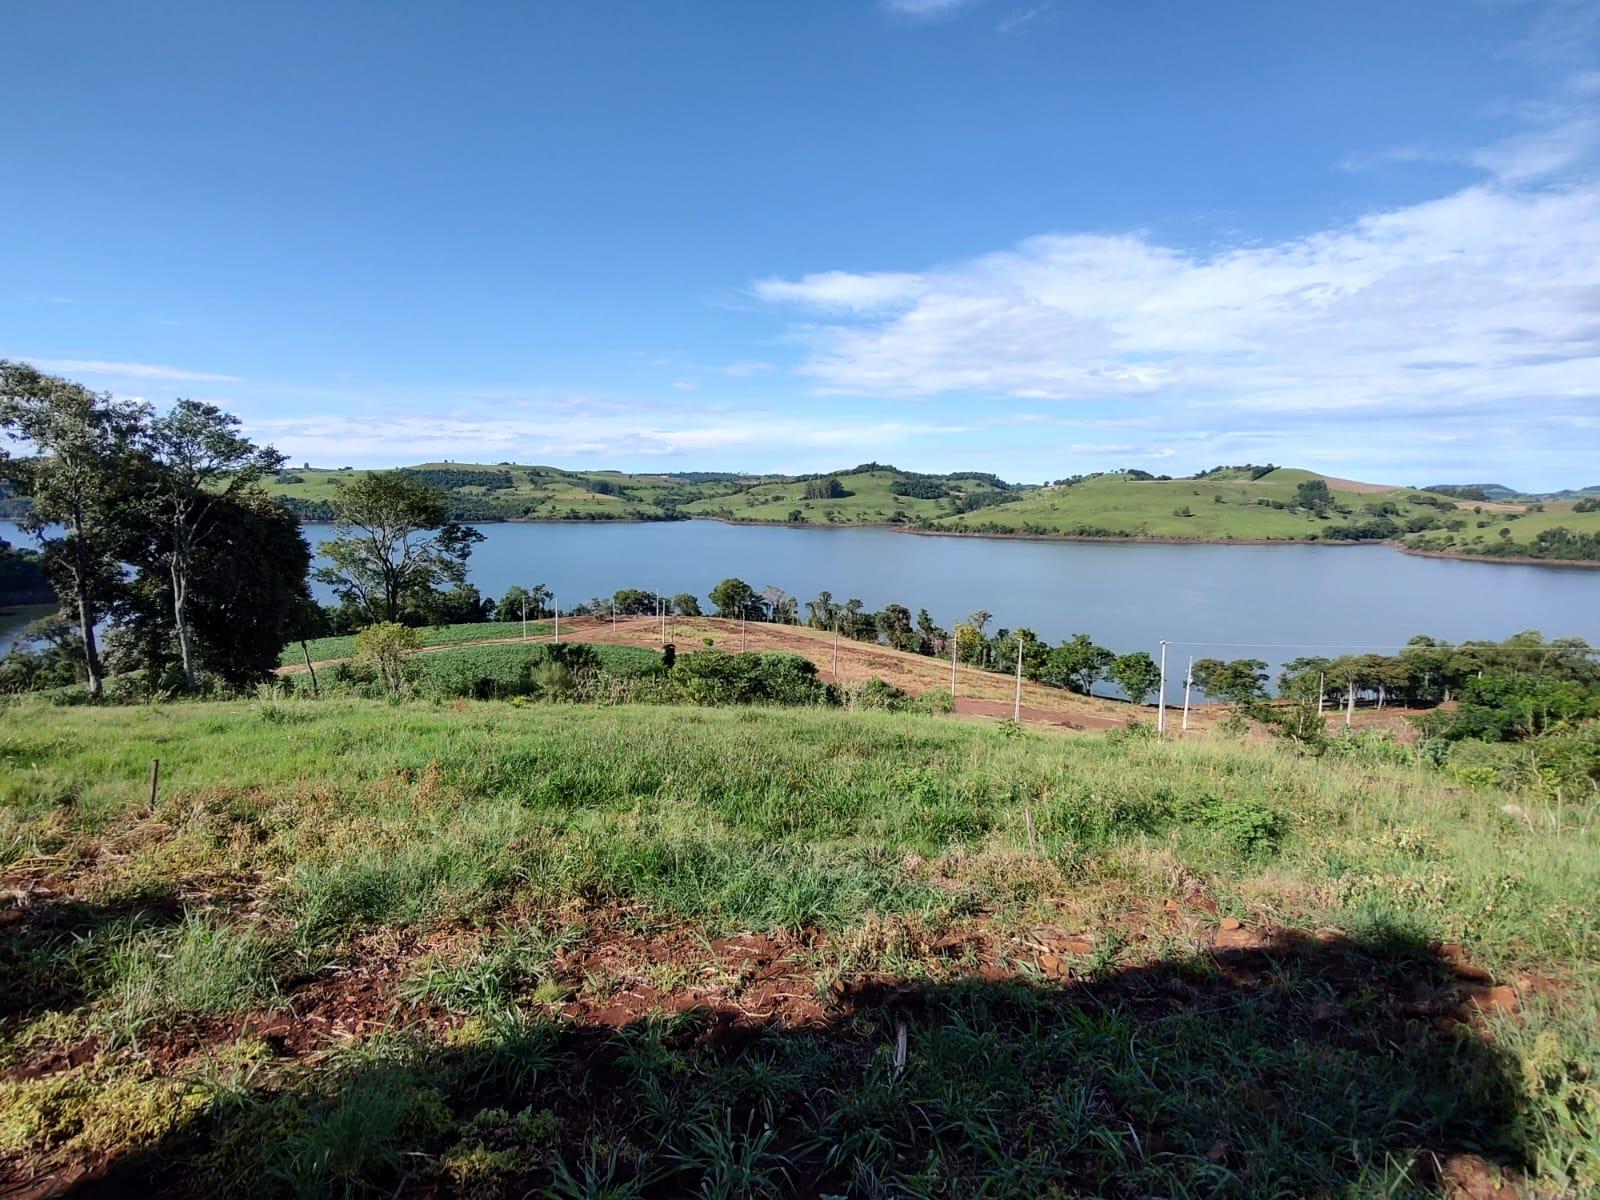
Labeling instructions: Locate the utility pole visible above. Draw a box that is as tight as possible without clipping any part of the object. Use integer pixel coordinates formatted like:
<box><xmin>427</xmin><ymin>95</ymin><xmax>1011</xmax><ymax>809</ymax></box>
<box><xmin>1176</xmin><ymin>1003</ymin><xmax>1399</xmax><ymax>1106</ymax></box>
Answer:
<box><xmin>1013</xmin><ymin>637</ymin><xmax>1023</xmax><ymax>722</ymax></box>
<box><xmin>832</xmin><ymin>623</ymin><xmax>840</xmax><ymax>680</ymax></box>
<box><xmin>1317</xmin><ymin>672</ymin><xmax>1325</xmax><ymax>716</ymax></box>
<box><xmin>741</xmin><ymin>612</ymin><xmax>747</xmax><ymax>652</ymax></box>
<box><xmin>553</xmin><ymin>598</ymin><xmax>559</xmax><ymax>644</ymax></box>
<box><xmin>1346</xmin><ymin>677</ymin><xmax>1355</xmax><ymax>728</ymax></box>
<box><xmin>521</xmin><ymin>599</ymin><xmax>527</xmax><ymax>641</ymax></box>
<box><xmin>1157</xmin><ymin>640</ymin><xmax>1169</xmax><ymax>734</ymax></box>
<box><xmin>1181</xmin><ymin>656</ymin><xmax>1193</xmax><ymax>731</ymax></box>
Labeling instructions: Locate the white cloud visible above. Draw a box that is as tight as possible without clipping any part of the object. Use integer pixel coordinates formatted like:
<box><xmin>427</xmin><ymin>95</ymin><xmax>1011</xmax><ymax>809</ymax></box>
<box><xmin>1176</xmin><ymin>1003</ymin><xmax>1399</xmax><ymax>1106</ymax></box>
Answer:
<box><xmin>720</xmin><ymin>359</ymin><xmax>775</xmax><ymax>377</ymax></box>
<box><xmin>883</xmin><ymin>0</ymin><xmax>977</xmax><ymax>18</ymax></box>
<box><xmin>754</xmin><ymin>270</ymin><xmax>926</xmax><ymax>312</ymax></box>
<box><xmin>245</xmin><ymin>406</ymin><xmax>971</xmax><ymax>466</ymax></box>
<box><xmin>22</xmin><ymin>357</ymin><xmax>241</xmax><ymax>383</ymax></box>
<box><xmin>757</xmin><ymin>182</ymin><xmax>1600</xmax><ymax>425</ymax></box>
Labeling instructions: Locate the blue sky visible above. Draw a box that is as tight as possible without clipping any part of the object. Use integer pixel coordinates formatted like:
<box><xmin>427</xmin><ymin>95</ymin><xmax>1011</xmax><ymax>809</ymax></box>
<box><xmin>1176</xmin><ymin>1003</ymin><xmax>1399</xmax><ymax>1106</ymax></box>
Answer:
<box><xmin>4</xmin><ymin>1</ymin><xmax>1598</xmax><ymax>488</ymax></box>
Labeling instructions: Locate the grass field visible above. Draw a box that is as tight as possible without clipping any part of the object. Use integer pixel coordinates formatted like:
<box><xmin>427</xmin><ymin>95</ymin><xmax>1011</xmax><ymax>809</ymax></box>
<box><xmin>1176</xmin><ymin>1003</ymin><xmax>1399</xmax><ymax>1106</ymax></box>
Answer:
<box><xmin>1403</xmin><ymin>503</ymin><xmax>1600</xmax><ymax>557</ymax></box>
<box><xmin>681</xmin><ymin>467</ymin><xmax>1013</xmax><ymax>525</ymax></box>
<box><xmin>279</xmin><ymin>621</ymin><xmax>555</xmax><ymax>667</ymax></box>
<box><xmin>268</xmin><ymin>463</ymin><xmax>743</xmax><ymax>520</ymax></box>
<box><xmin>939</xmin><ymin>468</ymin><xmax>1463</xmax><ymax>540</ymax></box>
<box><xmin>2</xmin><ymin>699</ymin><xmax>1595</xmax><ymax>1196</ymax></box>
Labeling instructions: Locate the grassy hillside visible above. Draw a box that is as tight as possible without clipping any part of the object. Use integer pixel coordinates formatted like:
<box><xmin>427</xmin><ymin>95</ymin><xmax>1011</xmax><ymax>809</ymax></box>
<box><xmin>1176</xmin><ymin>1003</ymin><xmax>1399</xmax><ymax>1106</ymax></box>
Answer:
<box><xmin>682</xmin><ymin>465</ymin><xmax>1016</xmax><ymax>525</ymax></box>
<box><xmin>936</xmin><ymin>468</ymin><xmax>1463</xmax><ymax>541</ymax></box>
<box><xmin>2</xmin><ymin>698</ymin><xmax>1596</xmax><ymax>1196</ymax></box>
<box><xmin>1403</xmin><ymin>501</ymin><xmax>1600</xmax><ymax>562</ymax></box>
<box><xmin>268</xmin><ymin>463</ymin><xmax>746</xmax><ymax>522</ymax></box>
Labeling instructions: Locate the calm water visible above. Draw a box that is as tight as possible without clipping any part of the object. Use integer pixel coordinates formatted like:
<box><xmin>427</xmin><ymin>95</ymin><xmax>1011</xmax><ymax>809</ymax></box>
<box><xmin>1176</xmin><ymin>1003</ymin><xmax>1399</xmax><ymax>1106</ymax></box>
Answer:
<box><xmin>7</xmin><ymin>519</ymin><xmax>1600</xmax><ymax>692</ymax></box>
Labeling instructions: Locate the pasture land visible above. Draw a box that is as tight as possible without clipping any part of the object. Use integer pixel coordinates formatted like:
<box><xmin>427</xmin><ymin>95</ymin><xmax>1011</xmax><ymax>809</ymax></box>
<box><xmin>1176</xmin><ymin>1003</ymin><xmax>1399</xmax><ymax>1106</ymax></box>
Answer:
<box><xmin>2</xmin><ymin>699</ymin><xmax>1595</xmax><ymax>1196</ymax></box>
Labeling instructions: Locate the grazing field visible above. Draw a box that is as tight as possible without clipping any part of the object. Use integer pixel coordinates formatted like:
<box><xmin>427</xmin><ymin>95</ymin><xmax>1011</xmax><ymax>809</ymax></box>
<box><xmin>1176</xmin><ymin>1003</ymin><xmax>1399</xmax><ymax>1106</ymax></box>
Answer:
<box><xmin>2</xmin><ymin>699</ymin><xmax>1595</xmax><ymax>1197</ymax></box>
<box><xmin>682</xmin><ymin>466</ymin><xmax>1014</xmax><ymax>525</ymax></box>
<box><xmin>940</xmin><ymin>468</ymin><xmax>1463</xmax><ymax>540</ymax></box>
<box><xmin>1402</xmin><ymin>503</ymin><xmax>1600</xmax><ymax>561</ymax></box>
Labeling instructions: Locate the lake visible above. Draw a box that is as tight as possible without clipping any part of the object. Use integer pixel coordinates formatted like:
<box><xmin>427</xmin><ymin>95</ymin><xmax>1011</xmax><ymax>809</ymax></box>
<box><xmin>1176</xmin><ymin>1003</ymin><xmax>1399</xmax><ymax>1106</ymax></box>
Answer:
<box><xmin>6</xmin><ymin>519</ymin><xmax>1599</xmax><ymax>692</ymax></box>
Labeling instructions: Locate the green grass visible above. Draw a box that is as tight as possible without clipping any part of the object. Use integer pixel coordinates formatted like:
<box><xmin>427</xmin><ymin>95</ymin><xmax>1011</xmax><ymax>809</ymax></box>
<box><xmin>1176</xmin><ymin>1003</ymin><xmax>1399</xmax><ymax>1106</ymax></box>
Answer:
<box><xmin>2</xmin><ymin>699</ymin><xmax>1596</xmax><ymax>1196</ymax></box>
<box><xmin>1404</xmin><ymin>502</ymin><xmax>1600</xmax><ymax>557</ymax></box>
<box><xmin>682</xmin><ymin>467</ymin><xmax>1013</xmax><ymax>526</ymax></box>
<box><xmin>269</xmin><ymin>462</ymin><xmax>744</xmax><ymax>520</ymax></box>
<box><xmin>941</xmin><ymin>467</ymin><xmax>1462</xmax><ymax>540</ymax></box>
<box><xmin>280</xmin><ymin>620</ymin><xmax>553</xmax><ymax>667</ymax></box>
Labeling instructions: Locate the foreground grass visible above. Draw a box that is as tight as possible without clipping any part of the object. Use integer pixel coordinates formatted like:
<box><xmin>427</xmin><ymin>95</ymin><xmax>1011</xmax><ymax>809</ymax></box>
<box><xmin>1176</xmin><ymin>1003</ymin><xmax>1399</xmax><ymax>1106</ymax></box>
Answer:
<box><xmin>2</xmin><ymin>700</ymin><xmax>1597</xmax><ymax>1196</ymax></box>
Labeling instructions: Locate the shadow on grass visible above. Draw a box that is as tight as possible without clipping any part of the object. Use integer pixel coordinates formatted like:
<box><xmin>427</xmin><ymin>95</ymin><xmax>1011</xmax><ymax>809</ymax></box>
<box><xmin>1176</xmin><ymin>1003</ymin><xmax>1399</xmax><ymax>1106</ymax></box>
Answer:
<box><xmin>32</xmin><ymin>927</ymin><xmax>1526</xmax><ymax>1199</ymax></box>
<box><xmin>0</xmin><ymin>893</ymin><xmax>186</xmax><ymax>1023</ymax></box>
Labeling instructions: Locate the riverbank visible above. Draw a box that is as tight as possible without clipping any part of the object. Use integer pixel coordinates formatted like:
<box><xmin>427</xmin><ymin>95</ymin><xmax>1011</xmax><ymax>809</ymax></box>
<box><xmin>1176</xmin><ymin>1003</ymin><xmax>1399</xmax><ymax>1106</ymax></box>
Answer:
<box><xmin>1397</xmin><ymin>545</ymin><xmax>1600</xmax><ymax>569</ymax></box>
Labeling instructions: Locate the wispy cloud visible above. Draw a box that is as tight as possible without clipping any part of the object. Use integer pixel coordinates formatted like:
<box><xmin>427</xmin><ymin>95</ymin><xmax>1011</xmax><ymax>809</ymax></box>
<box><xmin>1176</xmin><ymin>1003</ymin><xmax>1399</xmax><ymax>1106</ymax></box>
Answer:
<box><xmin>996</xmin><ymin>5</ymin><xmax>1047</xmax><ymax>35</ymax></box>
<box><xmin>882</xmin><ymin>0</ymin><xmax>979</xmax><ymax>20</ymax></box>
<box><xmin>22</xmin><ymin>357</ymin><xmax>241</xmax><ymax>383</ymax></box>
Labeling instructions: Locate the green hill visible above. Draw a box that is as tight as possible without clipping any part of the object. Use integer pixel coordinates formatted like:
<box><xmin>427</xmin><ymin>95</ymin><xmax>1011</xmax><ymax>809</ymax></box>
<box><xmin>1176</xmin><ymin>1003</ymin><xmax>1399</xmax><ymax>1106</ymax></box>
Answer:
<box><xmin>267</xmin><ymin>462</ymin><xmax>749</xmax><ymax>521</ymax></box>
<box><xmin>682</xmin><ymin>464</ymin><xmax>1018</xmax><ymax>525</ymax></box>
<box><xmin>932</xmin><ymin>468</ymin><xmax>1466</xmax><ymax>542</ymax></box>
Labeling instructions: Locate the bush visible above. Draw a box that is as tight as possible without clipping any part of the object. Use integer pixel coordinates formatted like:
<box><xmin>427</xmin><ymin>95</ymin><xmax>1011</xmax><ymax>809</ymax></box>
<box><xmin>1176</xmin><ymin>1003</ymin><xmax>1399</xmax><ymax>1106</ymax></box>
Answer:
<box><xmin>669</xmin><ymin>650</ymin><xmax>833</xmax><ymax>707</ymax></box>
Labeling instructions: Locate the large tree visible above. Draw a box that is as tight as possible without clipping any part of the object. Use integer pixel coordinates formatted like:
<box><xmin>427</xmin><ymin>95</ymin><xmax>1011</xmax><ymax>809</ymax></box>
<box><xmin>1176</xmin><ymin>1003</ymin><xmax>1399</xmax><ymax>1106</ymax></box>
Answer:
<box><xmin>1043</xmin><ymin>634</ymin><xmax>1113</xmax><ymax>695</ymax></box>
<box><xmin>316</xmin><ymin>471</ymin><xmax>482</xmax><ymax>625</ymax></box>
<box><xmin>708</xmin><ymin>577</ymin><xmax>759</xmax><ymax>620</ymax></box>
<box><xmin>137</xmin><ymin>400</ymin><xmax>285</xmax><ymax>688</ymax></box>
<box><xmin>111</xmin><ymin>490</ymin><xmax>313</xmax><ymax>689</ymax></box>
<box><xmin>0</xmin><ymin>361</ymin><xmax>139</xmax><ymax>697</ymax></box>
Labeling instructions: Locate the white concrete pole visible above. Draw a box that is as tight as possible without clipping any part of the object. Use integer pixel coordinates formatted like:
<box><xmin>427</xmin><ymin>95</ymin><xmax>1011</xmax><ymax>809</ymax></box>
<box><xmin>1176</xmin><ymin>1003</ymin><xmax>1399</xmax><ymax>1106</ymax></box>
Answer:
<box><xmin>1181</xmin><ymin>656</ymin><xmax>1193</xmax><ymax>731</ymax></box>
<box><xmin>1157</xmin><ymin>641</ymin><xmax>1169</xmax><ymax>734</ymax></box>
<box><xmin>1346</xmin><ymin>677</ymin><xmax>1355</xmax><ymax>728</ymax></box>
<box><xmin>553</xmin><ymin>599</ymin><xmax>559</xmax><ymax>644</ymax></box>
<box><xmin>832</xmin><ymin>624</ymin><xmax>840</xmax><ymax>679</ymax></box>
<box><xmin>1317</xmin><ymin>672</ymin><xmax>1325</xmax><ymax>715</ymax></box>
<box><xmin>521</xmin><ymin>599</ymin><xmax>527</xmax><ymax>640</ymax></box>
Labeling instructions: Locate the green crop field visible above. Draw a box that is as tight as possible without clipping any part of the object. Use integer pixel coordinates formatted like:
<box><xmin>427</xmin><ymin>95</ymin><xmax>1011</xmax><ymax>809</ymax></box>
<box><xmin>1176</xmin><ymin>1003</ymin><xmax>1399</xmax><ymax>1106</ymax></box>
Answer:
<box><xmin>2</xmin><ymin>698</ymin><xmax>1595</xmax><ymax>1197</ymax></box>
<box><xmin>279</xmin><ymin>621</ymin><xmax>554</xmax><ymax>667</ymax></box>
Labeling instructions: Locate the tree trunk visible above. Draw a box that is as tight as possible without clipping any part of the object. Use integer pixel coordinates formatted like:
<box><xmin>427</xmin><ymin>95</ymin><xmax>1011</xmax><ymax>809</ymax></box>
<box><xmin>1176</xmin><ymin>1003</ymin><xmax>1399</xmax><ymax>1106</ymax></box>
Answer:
<box><xmin>300</xmin><ymin>640</ymin><xmax>319</xmax><ymax>697</ymax></box>
<box><xmin>170</xmin><ymin>554</ymin><xmax>198</xmax><ymax>690</ymax></box>
<box><xmin>73</xmin><ymin>575</ymin><xmax>103</xmax><ymax>699</ymax></box>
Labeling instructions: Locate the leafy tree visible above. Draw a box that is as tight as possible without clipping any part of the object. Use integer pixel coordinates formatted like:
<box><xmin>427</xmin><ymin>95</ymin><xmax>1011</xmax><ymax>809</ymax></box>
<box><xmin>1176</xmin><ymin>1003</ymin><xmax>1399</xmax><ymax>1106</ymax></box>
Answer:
<box><xmin>709</xmin><ymin>577</ymin><xmax>759</xmax><ymax>619</ymax></box>
<box><xmin>671</xmin><ymin>592</ymin><xmax>702</xmax><ymax>616</ymax></box>
<box><xmin>112</xmin><ymin>490</ymin><xmax>313</xmax><ymax>689</ymax></box>
<box><xmin>802</xmin><ymin>477</ymin><xmax>848</xmax><ymax>500</ymax></box>
<box><xmin>804</xmin><ymin>590</ymin><xmax>837</xmax><ymax>629</ymax></box>
<box><xmin>966</xmin><ymin>609</ymin><xmax>993</xmax><ymax>635</ymax></box>
<box><xmin>1109</xmin><ymin>651</ymin><xmax>1161</xmax><ymax>704</ymax></box>
<box><xmin>1192</xmin><ymin>657</ymin><xmax>1269</xmax><ymax>706</ymax></box>
<box><xmin>355</xmin><ymin>621</ymin><xmax>423</xmax><ymax>696</ymax></box>
<box><xmin>1042</xmin><ymin>634</ymin><xmax>1112</xmax><ymax>694</ymax></box>
<box><xmin>136</xmin><ymin>400</ymin><xmax>286</xmax><ymax>688</ymax></box>
<box><xmin>914</xmin><ymin>608</ymin><xmax>943</xmax><ymax>656</ymax></box>
<box><xmin>0</xmin><ymin>361</ymin><xmax>140</xmax><ymax>696</ymax></box>
<box><xmin>316</xmin><ymin>471</ymin><xmax>483</xmax><ymax>625</ymax></box>
<box><xmin>495</xmin><ymin>584</ymin><xmax>551</xmax><ymax>621</ymax></box>
<box><xmin>953</xmin><ymin>623</ymin><xmax>987</xmax><ymax>666</ymax></box>
<box><xmin>1294</xmin><ymin>478</ymin><xmax>1333</xmax><ymax>512</ymax></box>
<box><xmin>613</xmin><ymin>588</ymin><xmax>658</xmax><ymax>616</ymax></box>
